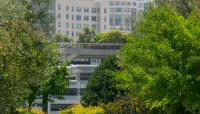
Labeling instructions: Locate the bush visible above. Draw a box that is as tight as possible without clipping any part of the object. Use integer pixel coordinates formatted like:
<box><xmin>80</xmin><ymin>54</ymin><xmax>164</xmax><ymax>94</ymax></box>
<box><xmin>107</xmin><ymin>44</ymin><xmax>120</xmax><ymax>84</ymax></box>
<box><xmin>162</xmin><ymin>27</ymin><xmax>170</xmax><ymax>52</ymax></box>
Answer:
<box><xmin>60</xmin><ymin>104</ymin><xmax>104</xmax><ymax>114</ymax></box>
<box><xmin>16</xmin><ymin>107</ymin><xmax>45</xmax><ymax>114</ymax></box>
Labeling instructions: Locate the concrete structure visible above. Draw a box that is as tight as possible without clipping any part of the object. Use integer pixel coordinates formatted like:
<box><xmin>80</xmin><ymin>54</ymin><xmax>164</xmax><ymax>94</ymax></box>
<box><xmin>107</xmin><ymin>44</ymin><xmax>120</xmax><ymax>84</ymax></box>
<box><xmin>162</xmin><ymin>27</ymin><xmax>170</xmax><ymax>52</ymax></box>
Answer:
<box><xmin>33</xmin><ymin>43</ymin><xmax>122</xmax><ymax>114</ymax></box>
<box><xmin>55</xmin><ymin>0</ymin><xmax>154</xmax><ymax>41</ymax></box>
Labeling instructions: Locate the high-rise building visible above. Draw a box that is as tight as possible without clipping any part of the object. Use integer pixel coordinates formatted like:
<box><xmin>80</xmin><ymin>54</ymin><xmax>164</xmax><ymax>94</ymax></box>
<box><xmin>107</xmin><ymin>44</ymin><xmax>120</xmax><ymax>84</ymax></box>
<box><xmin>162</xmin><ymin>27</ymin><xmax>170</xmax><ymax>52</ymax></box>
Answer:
<box><xmin>55</xmin><ymin>0</ymin><xmax>153</xmax><ymax>41</ymax></box>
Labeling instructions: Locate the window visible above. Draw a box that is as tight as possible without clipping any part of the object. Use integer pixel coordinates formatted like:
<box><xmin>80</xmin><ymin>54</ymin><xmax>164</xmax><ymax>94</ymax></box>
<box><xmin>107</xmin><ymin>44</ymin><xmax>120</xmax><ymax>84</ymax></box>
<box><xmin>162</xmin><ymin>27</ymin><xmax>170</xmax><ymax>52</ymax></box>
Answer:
<box><xmin>127</xmin><ymin>2</ymin><xmax>131</xmax><ymax>6</ymax></box>
<box><xmin>116</xmin><ymin>1</ymin><xmax>120</xmax><ymax>5</ymax></box>
<box><xmin>72</xmin><ymin>6</ymin><xmax>74</xmax><ymax>12</ymax></box>
<box><xmin>131</xmin><ymin>8</ymin><xmax>136</xmax><ymax>16</ymax></box>
<box><xmin>72</xmin><ymin>15</ymin><xmax>74</xmax><ymax>20</ymax></box>
<box><xmin>91</xmin><ymin>16</ymin><xmax>96</xmax><ymax>21</ymax></box>
<box><xmin>76</xmin><ymin>23</ymin><xmax>81</xmax><ymax>29</ymax></box>
<box><xmin>144</xmin><ymin>3</ymin><xmax>148</xmax><ymax>10</ymax></box>
<box><xmin>58</xmin><ymin>13</ymin><xmax>61</xmax><ymax>18</ymax></box>
<box><xmin>66</xmin><ymin>31</ymin><xmax>69</xmax><ymax>35</ymax></box>
<box><xmin>115</xmin><ymin>8</ymin><xmax>122</xmax><ymax>12</ymax></box>
<box><xmin>66</xmin><ymin>14</ymin><xmax>69</xmax><ymax>19</ymax></box>
<box><xmin>92</xmin><ymin>24</ymin><xmax>96</xmax><ymax>29</ymax></box>
<box><xmin>76</xmin><ymin>6</ymin><xmax>81</xmax><ymax>12</ymax></box>
<box><xmin>124</xmin><ymin>8</ymin><xmax>130</xmax><ymax>12</ymax></box>
<box><xmin>84</xmin><ymin>16</ymin><xmax>89</xmax><ymax>21</ymax></box>
<box><xmin>91</xmin><ymin>8</ymin><xmax>96</xmax><ymax>13</ymax></box>
<box><xmin>84</xmin><ymin>8</ymin><xmax>89</xmax><ymax>13</ymax></box>
<box><xmin>139</xmin><ymin>3</ymin><xmax>143</xmax><ymax>8</ymax></box>
<box><xmin>115</xmin><ymin>15</ymin><xmax>121</xmax><ymax>25</ymax></box>
<box><xmin>72</xmin><ymin>23</ymin><xmax>74</xmax><ymax>29</ymax></box>
<box><xmin>133</xmin><ymin>2</ymin><xmax>136</xmax><ymax>6</ymax></box>
<box><xmin>58</xmin><ymin>4</ymin><xmax>61</xmax><ymax>10</ymax></box>
<box><xmin>72</xmin><ymin>32</ymin><xmax>74</xmax><ymax>37</ymax></box>
<box><xmin>66</xmin><ymin>22</ymin><xmax>69</xmax><ymax>28</ymax></box>
<box><xmin>58</xmin><ymin>22</ymin><xmax>61</xmax><ymax>27</ymax></box>
<box><xmin>66</xmin><ymin>5</ymin><xmax>69</xmax><ymax>10</ymax></box>
<box><xmin>125</xmin><ymin>16</ymin><xmax>130</xmax><ymax>26</ymax></box>
<box><xmin>76</xmin><ymin>15</ymin><xmax>81</xmax><ymax>20</ymax></box>
<box><xmin>104</xmin><ymin>8</ymin><xmax>107</xmax><ymax>13</ymax></box>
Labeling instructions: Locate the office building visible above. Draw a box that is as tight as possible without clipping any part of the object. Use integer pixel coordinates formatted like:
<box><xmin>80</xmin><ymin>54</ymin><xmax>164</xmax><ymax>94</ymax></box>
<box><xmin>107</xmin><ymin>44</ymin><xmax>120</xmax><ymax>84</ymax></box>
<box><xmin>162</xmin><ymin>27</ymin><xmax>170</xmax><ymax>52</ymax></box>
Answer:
<box><xmin>55</xmin><ymin>0</ymin><xmax>154</xmax><ymax>41</ymax></box>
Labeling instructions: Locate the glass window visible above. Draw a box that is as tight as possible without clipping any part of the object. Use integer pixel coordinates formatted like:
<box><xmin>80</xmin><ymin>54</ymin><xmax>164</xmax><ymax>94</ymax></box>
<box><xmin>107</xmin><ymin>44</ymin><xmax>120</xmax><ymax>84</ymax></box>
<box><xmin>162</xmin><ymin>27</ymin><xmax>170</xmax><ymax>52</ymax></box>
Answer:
<box><xmin>131</xmin><ymin>8</ymin><xmax>136</xmax><ymax>16</ymax></box>
<box><xmin>115</xmin><ymin>8</ymin><xmax>122</xmax><ymax>12</ymax></box>
<box><xmin>66</xmin><ymin>5</ymin><xmax>69</xmax><ymax>10</ymax></box>
<box><xmin>84</xmin><ymin>8</ymin><xmax>89</xmax><ymax>13</ymax></box>
<box><xmin>72</xmin><ymin>32</ymin><xmax>74</xmax><ymax>37</ymax></box>
<box><xmin>91</xmin><ymin>8</ymin><xmax>96</xmax><ymax>13</ymax></box>
<box><xmin>76</xmin><ymin>6</ymin><xmax>81</xmax><ymax>12</ymax></box>
<box><xmin>125</xmin><ymin>16</ymin><xmax>130</xmax><ymax>26</ymax></box>
<box><xmin>72</xmin><ymin>15</ymin><xmax>74</xmax><ymax>20</ymax></box>
<box><xmin>58</xmin><ymin>4</ymin><xmax>61</xmax><ymax>10</ymax></box>
<box><xmin>58</xmin><ymin>22</ymin><xmax>61</xmax><ymax>27</ymax></box>
<box><xmin>66</xmin><ymin>14</ymin><xmax>69</xmax><ymax>19</ymax></box>
<box><xmin>66</xmin><ymin>22</ymin><xmax>69</xmax><ymax>28</ymax></box>
<box><xmin>91</xmin><ymin>16</ymin><xmax>96</xmax><ymax>21</ymax></box>
<box><xmin>104</xmin><ymin>17</ymin><xmax>107</xmax><ymax>22</ymax></box>
<box><xmin>115</xmin><ymin>15</ymin><xmax>121</xmax><ymax>25</ymax></box>
<box><xmin>133</xmin><ymin>2</ymin><xmax>136</xmax><ymax>6</ymax></box>
<box><xmin>76</xmin><ymin>23</ymin><xmax>81</xmax><ymax>29</ymax></box>
<box><xmin>92</xmin><ymin>24</ymin><xmax>96</xmax><ymax>29</ymax></box>
<box><xmin>104</xmin><ymin>8</ymin><xmax>107</xmax><ymax>13</ymax></box>
<box><xmin>72</xmin><ymin>23</ymin><xmax>74</xmax><ymax>29</ymax></box>
<box><xmin>58</xmin><ymin>13</ymin><xmax>61</xmax><ymax>18</ymax></box>
<box><xmin>124</xmin><ymin>8</ymin><xmax>130</xmax><ymax>12</ymax></box>
<box><xmin>76</xmin><ymin>15</ymin><xmax>81</xmax><ymax>20</ymax></box>
<box><xmin>127</xmin><ymin>2</ymin><xmax>131</xmax><ymax>5</ymax></box>
<box><xmin>84</xmin><ymin>16</ymin><xmax>89</xmax><ymax>21</ymax></box>
<box><xmin>72</xmin><ymin>6</ymin><xmax>74</xmax><ymax>12</ymax></box>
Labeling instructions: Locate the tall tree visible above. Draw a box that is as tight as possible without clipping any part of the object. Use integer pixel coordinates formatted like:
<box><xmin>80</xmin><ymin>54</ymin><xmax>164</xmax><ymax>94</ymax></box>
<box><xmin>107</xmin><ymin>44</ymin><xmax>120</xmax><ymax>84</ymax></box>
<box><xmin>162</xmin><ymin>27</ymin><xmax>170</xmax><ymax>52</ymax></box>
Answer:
<box><xmin>118</xmin><ymin>5</ymin><xmax>200</xmax><ymax>114</ymax></box>
<box><xmin>81</xmin><ymin>56</ymin><xmax>124</xmax><ymax>106</ymax></box>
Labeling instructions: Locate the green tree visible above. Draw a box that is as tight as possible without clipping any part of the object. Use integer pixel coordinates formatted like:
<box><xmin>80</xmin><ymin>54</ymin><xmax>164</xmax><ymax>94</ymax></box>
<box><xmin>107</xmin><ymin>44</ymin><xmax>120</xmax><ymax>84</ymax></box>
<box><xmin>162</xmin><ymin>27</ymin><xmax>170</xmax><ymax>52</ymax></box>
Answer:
<box><xmin>0</xmin><ymin>1</ymin><xmax>68</xmax><ymax>113</ymax></box>
<box><xmin>94</xmin><ymin>30</ymin><xmax>128</xmax><ymax>43</ymax></box>
<box><xmin>118</xmin><ymin>5</ymin><xmax>200</xmax><ymax>114</ymax></box>
<box><xmin>78</xmin><ymin>27</ymin><xmax>96</xmax><ymax>43</ymax></box>
<box><xmin>52</xmin><ymin>33</ymin><xmax>71</xmax><ymax>42</ymax></box>
<box><xmin>157</xmin><ymin>0</ymin><xmax>200</xmax><ymax>17</ymax></box>
<box><xmin>81</xmin><ymin>56</ymin><xmax>124</xmax><ymax>106</ymax></box>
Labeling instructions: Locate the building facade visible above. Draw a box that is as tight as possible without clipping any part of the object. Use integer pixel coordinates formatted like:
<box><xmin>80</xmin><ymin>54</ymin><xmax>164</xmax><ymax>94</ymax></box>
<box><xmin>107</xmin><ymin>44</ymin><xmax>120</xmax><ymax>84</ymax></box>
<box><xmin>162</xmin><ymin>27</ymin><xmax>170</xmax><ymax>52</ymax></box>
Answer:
<box><xmin>55</xmin><ymin>0</ymin><xmax>153</xmax><ymax>41</ymax></box>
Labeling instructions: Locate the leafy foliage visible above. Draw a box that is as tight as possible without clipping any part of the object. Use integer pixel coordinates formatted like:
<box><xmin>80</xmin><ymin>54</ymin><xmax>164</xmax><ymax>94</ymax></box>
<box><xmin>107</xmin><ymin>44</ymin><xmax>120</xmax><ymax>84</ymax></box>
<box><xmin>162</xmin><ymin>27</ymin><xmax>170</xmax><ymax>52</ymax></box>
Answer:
<box><xmin>118</xmin><ymin>5</ymin><xmax>200</xmax><ymax>113</ymax></box>
<box><xmin>0</xmin><ymin>1</ymin><xmax>68</xmax><ymax>113</ymax></box>
<box><xmin>94</xmin><ymin>30</ymin><xmax>128</xmax><ymax>43</ymax></box>
<box><xmin>78</xmin><ymin>27</ymin><xmax>96</xmax><ymax>43</ymax></box>
<box><xmin>16</xmin><ymin>107</ymin><xmax>45</xmax><ymax>114</ymax></box>
<box><xmin>81</xmin><ymin>56</ymin><xmax>124</xmax><ymax>106</ymax></box>
<box><xmin>59</xmin><ymin>104</ymin><xmax>104</xmax><ymax>114</ymax></box>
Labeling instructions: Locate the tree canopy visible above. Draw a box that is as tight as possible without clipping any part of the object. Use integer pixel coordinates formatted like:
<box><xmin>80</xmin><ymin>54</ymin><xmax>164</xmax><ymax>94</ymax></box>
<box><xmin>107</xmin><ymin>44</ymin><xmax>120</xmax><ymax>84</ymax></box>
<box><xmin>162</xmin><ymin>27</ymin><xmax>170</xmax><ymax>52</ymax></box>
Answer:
<box><xmin>117</xmin><ymin>5</ymin><xmax>200</xmax><ymax>113</ymax></box>
<box><xmin>81</xmin><ymin>56</ymin><xmax>124</xmax><ymax>106</ymax></box>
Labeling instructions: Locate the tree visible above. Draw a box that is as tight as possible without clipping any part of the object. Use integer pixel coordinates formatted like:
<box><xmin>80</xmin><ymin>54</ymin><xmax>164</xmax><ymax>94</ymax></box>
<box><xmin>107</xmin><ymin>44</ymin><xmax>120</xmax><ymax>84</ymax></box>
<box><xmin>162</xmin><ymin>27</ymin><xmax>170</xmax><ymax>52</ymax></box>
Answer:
<box><xmin>0</xmin><ymin>1</ymin><xmax>69</xmax><ymax>113</ymax></box>
<box><xmin>157</xmin><ymin>0</ymin><xmax>200</xmax><ymax>17</ymax></box>
<box><xmin>118</xmin><ymin>5</ymin><xmax>200</xmax><ymax>113</ymax></box>
<box><xmin>81</xmin><ymin>56</ymin><xmax>124</xmax><ymax>106</ymax></box>
<box><xmin>78</xmin><ymin>27</ymin><xmax>96</xmax><ymax>43</ymax></box>
<box><xmin>52</xmin><ymin>33</ymin><xmax>71</xmax><ymax>42</ymax></box>
<box><xmin>94</xmin><ymin>30</ymin><xmax>128</xmax><ymax>44</ymax></box>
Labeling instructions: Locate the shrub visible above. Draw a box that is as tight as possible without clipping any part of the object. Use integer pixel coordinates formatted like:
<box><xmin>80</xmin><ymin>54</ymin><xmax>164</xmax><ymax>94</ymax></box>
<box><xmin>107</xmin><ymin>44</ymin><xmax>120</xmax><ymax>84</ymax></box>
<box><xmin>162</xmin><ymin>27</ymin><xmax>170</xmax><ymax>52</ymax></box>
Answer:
<box><xmin>60</xmin><ymin>104</ymin><xmax>104</xmax><ymax>114</ymax></box>
<box><xmin>16</xmin><ymin>107</ymin><xmax>45</xmax><ymax>114</ymax></box>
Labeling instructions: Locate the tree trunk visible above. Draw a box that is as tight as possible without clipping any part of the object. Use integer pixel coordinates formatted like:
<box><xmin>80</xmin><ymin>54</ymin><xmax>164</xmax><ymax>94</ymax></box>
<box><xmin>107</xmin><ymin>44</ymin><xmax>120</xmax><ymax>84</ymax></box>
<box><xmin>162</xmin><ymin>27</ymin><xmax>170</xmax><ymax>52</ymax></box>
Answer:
<box><xmin>42</xmin><ymin>93</ymin><xmax>48</xmax><ymax>112</ymax></box>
